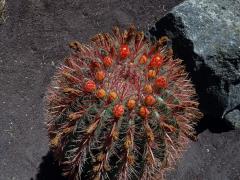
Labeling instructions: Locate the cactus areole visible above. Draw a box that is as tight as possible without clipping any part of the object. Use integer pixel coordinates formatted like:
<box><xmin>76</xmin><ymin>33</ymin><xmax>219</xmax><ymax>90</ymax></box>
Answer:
<box><xmin>45</xmin><ymin>26</ymin><xmax>203</xmax><ymax>180</ymax></box>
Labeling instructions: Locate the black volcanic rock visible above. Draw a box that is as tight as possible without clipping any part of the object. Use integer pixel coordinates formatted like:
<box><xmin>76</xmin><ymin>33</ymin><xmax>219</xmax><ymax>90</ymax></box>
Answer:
<box><xmin>150</xmin><ymin>0</ymin><xmax>240</xmax><ymax>128</ymax></box>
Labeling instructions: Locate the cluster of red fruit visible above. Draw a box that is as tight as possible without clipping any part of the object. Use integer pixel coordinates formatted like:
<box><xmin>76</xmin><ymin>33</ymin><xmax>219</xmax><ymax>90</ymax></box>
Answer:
<box><xmin>83</xmin><ymin>44</ymin><xmax>168</xmax><ymax>120</ymax></box>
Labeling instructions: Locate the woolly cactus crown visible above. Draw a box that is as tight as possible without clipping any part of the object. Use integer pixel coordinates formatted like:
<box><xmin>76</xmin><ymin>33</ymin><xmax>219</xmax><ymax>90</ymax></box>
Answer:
<box><xmin>45</xmin><ymin>26</ymin><xmax>203</xmax><ymax>180</ymax></box>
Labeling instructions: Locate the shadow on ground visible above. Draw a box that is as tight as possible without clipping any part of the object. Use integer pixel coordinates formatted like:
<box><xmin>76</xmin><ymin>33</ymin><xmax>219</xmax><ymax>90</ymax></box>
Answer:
<box><xmin>195</xmin><ymin>115</ymin><xmax>234</xmax><ymax>134</ymax></box>
<box><xmin>33</xmin><ymin>151</ymin><xmax>66</xmax><ymax>180</ymax></box>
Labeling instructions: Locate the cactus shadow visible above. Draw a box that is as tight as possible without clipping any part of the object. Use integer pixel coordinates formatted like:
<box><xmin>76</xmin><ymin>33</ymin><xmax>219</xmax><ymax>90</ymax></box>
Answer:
<box><xmin>33</xmin><ymin>151</ymin><xmax>66</xmax><ymax>180</ymax></box>
<box><xmin>195</xmin><ymin>114</ymin><xmax>234</xmax><ymax>134</ymax></box>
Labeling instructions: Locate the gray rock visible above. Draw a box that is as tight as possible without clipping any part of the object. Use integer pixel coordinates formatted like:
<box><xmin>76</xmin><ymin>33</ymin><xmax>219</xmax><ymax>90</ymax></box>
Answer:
<box><xmin>150</xmin><ymin>0</ymin><xmax>240</xmax><ymax>128</ymax></box>
<box><xmin>225</xmin><ymin>109</ymin><xmax>240</xmax><ymax>128</ymax></box>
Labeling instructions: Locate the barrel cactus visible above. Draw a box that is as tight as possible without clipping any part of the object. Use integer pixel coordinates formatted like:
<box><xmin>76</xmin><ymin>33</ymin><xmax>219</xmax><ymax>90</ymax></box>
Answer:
<box><xmin>45</xmin><ymin>26</ymin><xmax>203</xmax><ymax>180</ymax></box>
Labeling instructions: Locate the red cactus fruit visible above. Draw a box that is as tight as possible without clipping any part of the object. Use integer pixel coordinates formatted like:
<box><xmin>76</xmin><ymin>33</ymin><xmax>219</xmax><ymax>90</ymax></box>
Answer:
<box><xmin>45</xmin><ymin>26</ymin><xmax>203</xmax><ymax>180</ymax></box>
<box><xmin>95</xmin><ymin>70</ymin><xmax>106</xmax><ymax>81</ymax></box>
<box><xmin>139</xmin><ymin>106</ymin><xmax>150</xmax><ymax>118</ymax></box>
<box><xmin>84</xmin><ymin>80</ymin><xmax>96</xmax><ymax>92</ymax></box>
<box><xmin>144</xmin><ymin>95</ymin><xmax>156</xmax><ymax>106</ymax></box>
<box><xmin>120</xmin><ymin>44</ymin><xmax>130</xmax><ymax>59</ymax></box>
<box><xmin>149</xmin><ymin>53</ymin><xmax>164</xmax><ymax>68</ymax></box>
<box><xmin>96</xmin><ymin>89</ymin><xmax>106</xmax><ymax>99</ymax></box>
<box><xmin>147</xmin><ymin>69</ymin><xmax>157</xmax><ymax>79</ymax></box>
<box><xmin>113</xmin><ymin>104</ymin><xmax>125</xmax><ymax>118</ymax></box>
<box><xmin>127</xmin><ymin>99</ymin><xmax>136</xmax><ymax>110</ymax></box>
<box><xmin>155</xmin><ymin>76</ymin><xmax>168</xmax><ymax>89</ymax></box>
<box><xmin>139</xmin><ymin>54</ymin><xmax>148</xmax><ymax>64</ymax></box>
<box><xmin>144</xmin><ymin>84</ymin><xmax>153</xmax><ymax>94</ymax></box>
<box><xmin>102</xmin><ymin>56</ymin><xmax>113</xmax><ymax>67</ymax></box>
<box><xmin>108</xmin><ymin>91</ymin><xmax>118</xmax><ymax>102</ymax></box>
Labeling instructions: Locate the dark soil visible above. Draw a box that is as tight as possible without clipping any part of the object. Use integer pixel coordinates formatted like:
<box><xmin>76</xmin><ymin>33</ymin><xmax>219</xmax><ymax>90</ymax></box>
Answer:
<box><xmin>0</xmin><ymin>0</ymin><xmax>239</xmax><ymax>180</ymax></box>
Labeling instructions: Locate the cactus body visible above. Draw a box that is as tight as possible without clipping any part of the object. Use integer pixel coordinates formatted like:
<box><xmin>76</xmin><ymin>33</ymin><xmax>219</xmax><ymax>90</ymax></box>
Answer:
<box><xmin>45</xmin><ymin>26</ymin><xmax>203</xmax><ymax>180</ymax></box>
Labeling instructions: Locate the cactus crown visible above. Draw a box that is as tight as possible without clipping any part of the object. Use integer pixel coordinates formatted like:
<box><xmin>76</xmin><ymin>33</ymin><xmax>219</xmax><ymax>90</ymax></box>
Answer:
<box><xmin>45</xmin><ymin>26</ymin><xmax>203</xmax><ymax>180</ymax></box>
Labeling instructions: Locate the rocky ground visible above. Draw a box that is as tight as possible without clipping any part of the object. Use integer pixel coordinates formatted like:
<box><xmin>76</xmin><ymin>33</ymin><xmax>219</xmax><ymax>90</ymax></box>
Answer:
<box><xmin>0</xmin><ymin>0</ymin><xmax>239</xmax><ymax>180</ymax></box>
